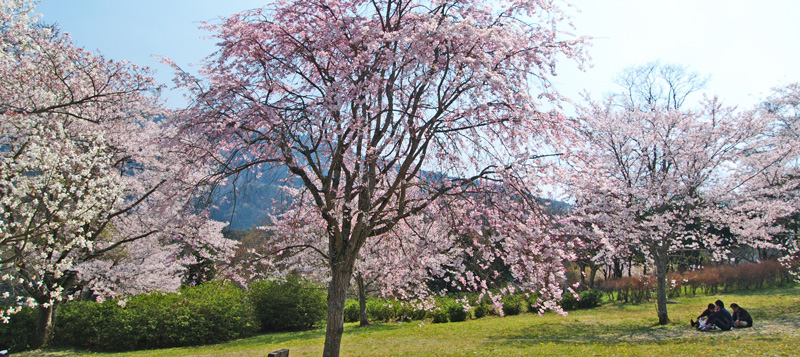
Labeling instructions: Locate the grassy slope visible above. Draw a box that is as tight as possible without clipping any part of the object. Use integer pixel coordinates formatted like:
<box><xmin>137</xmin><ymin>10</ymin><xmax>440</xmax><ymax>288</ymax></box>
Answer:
<box><xmin>24</xmin><ymin>285</ymin><xmax>800</xmax><ymax>356</ymax></box>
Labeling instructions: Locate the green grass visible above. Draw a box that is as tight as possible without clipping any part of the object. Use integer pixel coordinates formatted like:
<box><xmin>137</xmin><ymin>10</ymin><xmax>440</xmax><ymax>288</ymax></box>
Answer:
<box><xmin>23</xmin><ymin>285</ymin><xmax>800</xmax><ymax>356</ymax></box>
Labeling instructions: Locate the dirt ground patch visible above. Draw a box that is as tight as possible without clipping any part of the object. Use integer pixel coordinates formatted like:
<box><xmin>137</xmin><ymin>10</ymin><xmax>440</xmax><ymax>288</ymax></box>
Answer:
<box><xmin>611</xmin><ymin>312</ymin><xmax>800</xmax><ymax>342</ymax></box>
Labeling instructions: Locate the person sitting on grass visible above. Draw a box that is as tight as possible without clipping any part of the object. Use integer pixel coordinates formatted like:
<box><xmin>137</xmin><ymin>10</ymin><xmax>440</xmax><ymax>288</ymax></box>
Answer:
<box><xmin>730</xmin><ymin>303</ymin><xmax>753</xmax><ymax>328</ymax></box>
<box><xmin>691</xmin><ymin>303</ymin><xmax>716</xmax><ymax>328</ymax></box>
<box><xmin>703</xmin><ymin>299</ymin><xmax>733</xmax><ymax>331</ymax></box>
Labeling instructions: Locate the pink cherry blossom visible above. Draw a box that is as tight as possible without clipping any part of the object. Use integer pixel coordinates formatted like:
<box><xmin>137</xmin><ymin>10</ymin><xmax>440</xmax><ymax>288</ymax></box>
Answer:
<box><xmin>171</xmin><ymin>0</ymin><xmax>587</xmax><ymax>354</ymax></box>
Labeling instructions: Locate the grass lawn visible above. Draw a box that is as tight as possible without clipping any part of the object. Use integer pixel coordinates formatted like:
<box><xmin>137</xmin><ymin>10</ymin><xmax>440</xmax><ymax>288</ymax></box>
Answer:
<box><xmin>23</xmin><ymin>284</ymin><xmax>800</xmax><ymax>356</ymax></box>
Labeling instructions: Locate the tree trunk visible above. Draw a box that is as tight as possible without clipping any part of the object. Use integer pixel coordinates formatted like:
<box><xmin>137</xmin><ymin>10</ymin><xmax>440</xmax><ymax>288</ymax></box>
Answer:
<box><xmin>612</xmin><ymin>258</ymin><xmax>624</xmax><ymax>279</ymax></box>
<box><xmin>627</xmin><ymin>256</ymin><xmax>633</xmax><ymax>277</ymax></box>
<box><xmin>32</xmin><ymin>301</ymin><xmax>57</xmax><ymax>349</ymax></box>
<box><xmin>323</xmin><ymin>260</ymin><xmax>354</xmax><ymax>357</ymax></box>
<box><xmin>654</xmin><ymin>246</ymin><xmax>671</xmax><ymax>325</ymax></box>
<box><xmin>356</xmin><ymin>272</ymin><xmax>369</xmax><ymax>327</ymax></box>
<box><xmin>589</xmin><ymin>265</ymin><xmax>598</xmax><ymax>289</ymax></box>
<box><xmin>579</xmin><ymin>264</ymin><xmax>586</xmax><ymax>287</ymax></box>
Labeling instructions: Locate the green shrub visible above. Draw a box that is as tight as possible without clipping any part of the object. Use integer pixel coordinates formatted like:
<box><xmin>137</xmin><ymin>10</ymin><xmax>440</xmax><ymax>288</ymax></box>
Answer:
<box><xmin>577</xmin><ymin>289</ymin><xmax>603</xmax><ymax>309</ymax></box>
<box><xmin>0</xmin><ymin>305</ymin><xmax>36</xmax><ymax>353</ymax></box>
<box><xmin>502</xmin><ymin>294</ymin><xmax>522</xmax><ymax>316</ymax></box>
<box><xmin>178</xmin><ymin>281</ymin><xmax>258</xmax><ymax>342</ymax></box>
<box><xmin>344</xmin><ymin>299</ymin><xmax>360</xmax><ymax>323</ymax></box>
<box><xmin>431</xmin><ymin>308</ymin><xmax>448</xmax><ymax>323</ymax></box>
<box><xmin>463</xmin><ymin>292</ymin><xmax>483</xmax><ymax>306</ymax></box>
<box><xmin>409</xmin><ymin>305</ymin><xmax>427</xmax><ymax>320</ymax></box>
<box><xmin>346</xmin><ymin>298</ymin><xmax>427</xmax><ymax>323</ymax></box>
<box><xmin>560</xmin><ymin>289</ymin><xmax>603</xmax><ymax>311</ymax></box>
<box><xmin>55</xmin><ymin>299</ymin><xmax>122</xmax><ymax>350</ymax></box>
<box><xmin>446</xmin><ymin>303</ymin><xmax>468</xmax><ymax>322</ymax></box>
<box><xmin>391</xmin><ymin>301</ymin><xmax>419</xmax><ymax>321</ymax></box>
<box><xmin>366</xmin><ymin>299</ymin><xmax>394</xmax><ymax>322</ymax></box>
<box><xmin>525</xmin><ymin>294</ymin><xmax>540</xmax><ymax>312</ymax></box>
<box><xmin>248</xmin><ymin>275</ymin><xmax>326</xmax><ymax>332</ymax></box>
<box><xmin>392</xmin><ymin>300</ymin><xmax>427</xmax><ymax>321</ymax></box>
<box><xmin>560</xmin><ymin>291</ymin><xmax>579</xmax><ymax>311</ymax></box>
<box><xmin>55</xmin><ymin>280</ymin><xmax>257</xmax><ymax>351</ymax></box>
<box><xmin>473</xmin><ymin>303</ymin><xmax>489</xmax><ymax>319</ymax></box>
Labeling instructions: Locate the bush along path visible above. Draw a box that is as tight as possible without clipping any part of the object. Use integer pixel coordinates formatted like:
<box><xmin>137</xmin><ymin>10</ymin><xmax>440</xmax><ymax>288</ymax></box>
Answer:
<box><xmin>10</xmin><ymin>285</ymin><xmax>798</xmax><ymax>356</ymax></box>
<box><xmin>0</xmin><ymin>278</ymin><xmax>327</xmax><ymax>354</ymax></box>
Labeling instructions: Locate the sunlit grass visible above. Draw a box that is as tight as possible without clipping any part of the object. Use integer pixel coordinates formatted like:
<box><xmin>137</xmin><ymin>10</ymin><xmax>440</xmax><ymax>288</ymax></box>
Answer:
<box><xmin>23</xmin><ymin>284</ymin><xmax>800</xmax><ymax>356</ymax></box>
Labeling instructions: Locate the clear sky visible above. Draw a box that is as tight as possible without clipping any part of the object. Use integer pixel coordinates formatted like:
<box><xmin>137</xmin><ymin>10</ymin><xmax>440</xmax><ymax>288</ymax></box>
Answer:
<box><xmin>35</xmin><ymin>0</ymin><xmax>800</xmax><ymax>109</ymax></box>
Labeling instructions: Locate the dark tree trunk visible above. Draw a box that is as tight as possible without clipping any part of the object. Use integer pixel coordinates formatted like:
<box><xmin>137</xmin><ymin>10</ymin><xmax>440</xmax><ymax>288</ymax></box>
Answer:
<box><xmin>589</xmin><ymin>265</ymin><xmax>598</xmax><ymax>289</ymax></box>
<box><xmin>32</xmin><ymin>301</ymin><xmax>57</xmax><ymax>349</ymax></box>
<box><xmin>356</xmin><ymin>272</ymin><xmax>369</xmax><ymax>327</ymax></box>
<box><xmin>27</xmin><ymin>272</ymin><xmax>76</xmax><ymax>349</ymax></box>
<box><xmin>654</xmin><ymin>245</ymin><xmax>671</xmax><ymax>325</ymax></box>
<box><xmin>578</xmin><ymin>263</ymin><xmax>586</xmax><ymax>287</ymax></box>
<box><xmin>627</xmin><ymin>256</ymin><xmax>633</xmax><ymax>277</ymax></box>
<box><xmin>612</xmin><ymin>258</ymin><xmax>624</xmax><ymax>279</ymax></box>
<box><xmin>323</xmin><ymin>258</ymin><xmax>354</xmax><ymax>357</ymax></box>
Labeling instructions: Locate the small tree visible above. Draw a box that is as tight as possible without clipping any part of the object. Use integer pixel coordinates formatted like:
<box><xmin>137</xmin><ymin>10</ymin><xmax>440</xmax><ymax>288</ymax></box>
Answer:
<box><xmin>563</xmin><ymin>94</ymin><xmax>763</xmax><ymax>324</ymax></box>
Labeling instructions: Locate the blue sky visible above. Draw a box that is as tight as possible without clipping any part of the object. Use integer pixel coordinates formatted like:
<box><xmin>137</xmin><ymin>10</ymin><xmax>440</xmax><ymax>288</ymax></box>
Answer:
<box><xmin>36</xmin><ymin>0</ymin><xmax>800</xmax><ymax>109</ymax></box>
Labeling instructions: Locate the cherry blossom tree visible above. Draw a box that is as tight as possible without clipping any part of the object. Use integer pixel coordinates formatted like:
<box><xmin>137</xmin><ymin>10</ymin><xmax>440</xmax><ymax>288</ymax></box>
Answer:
<box><xmin>263</xmin><ymin>180</ymin><xmax>574</xmax><ymax>327</ymax></box>
<box><xmin>562</xmin><ymin>94</ymin><xmax>764</xmax><ymax>324</ymax></box>
<box><xmin>0</xmin><ymin>0</ymin><xmax>236</xmax><ymax>347</ymax></box>
<box><xmin>261</xmin><ymin>187</ymin><xmax>458</xmax><ymax>327</ymax></box>
<box><xmin>171</xmin><ymin>0</ymin><xmax>587</xmax><ymax>353</ymax></box>
<box><xmin>726</xmin><ymin>83</ymin><xmax>800</xmax><ymax>279</ymax></box>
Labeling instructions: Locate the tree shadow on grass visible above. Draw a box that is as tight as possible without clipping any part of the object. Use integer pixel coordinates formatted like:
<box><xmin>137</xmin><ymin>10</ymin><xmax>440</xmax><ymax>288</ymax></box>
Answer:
<box><xmin>344</xmin><ymin>322</ymin><xmax>406</xmax><ymax>335</ymax></box>
<box><xmin>223</xmin><ymin>321</ymin><xmax>402</xmax><ymax>347</ymax></box>
<box><xmin>25</xmin><ymin>321</ymin><xmax>409</xmax><ymax>356</ymax></box>
<box><xmin>487</xmin><ymin>319</ymin><xmax>663</xmax><ymax>348</ymax></box>
<box><xmin>223</xmin><ymin>328</ymin><xmax>325</xmax><ymax>348</ymax></box>
<box><xmin>488</xmin><ymin>313</ymin><xmax>800</xmax><ymax>352</ymax></box>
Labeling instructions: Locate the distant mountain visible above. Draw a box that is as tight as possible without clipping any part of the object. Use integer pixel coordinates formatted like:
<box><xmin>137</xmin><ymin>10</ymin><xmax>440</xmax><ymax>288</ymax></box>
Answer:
<box><xmin>210</xmin><ymin>169</ymin><xmax>571</xmax><ymax>229</ymax></box>
<box><xmin>538</xmin><ymin>197</ymin><xmax>572</xmax><ymax>216</ymax></box>
<box><xmin>209</xmin><ymin>169</ymin><xmax>298</xmax><ymax>229</ymax></box>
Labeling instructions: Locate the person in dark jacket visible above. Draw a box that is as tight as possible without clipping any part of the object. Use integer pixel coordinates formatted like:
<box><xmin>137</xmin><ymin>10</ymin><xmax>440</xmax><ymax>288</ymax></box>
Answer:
<box><xmin>706</xmin><ymin>299</ymin><xmax>733</xmax><ymax>331</ymax></box>
<box><xmin>691</xmin><ymin>303</ymin><xmax>716</xmax><ymax>327</ymax></box>
<box><xmin>730</xmin><ymin>303</ymin><xmax>753</xmax><ymax>328</ymax></box>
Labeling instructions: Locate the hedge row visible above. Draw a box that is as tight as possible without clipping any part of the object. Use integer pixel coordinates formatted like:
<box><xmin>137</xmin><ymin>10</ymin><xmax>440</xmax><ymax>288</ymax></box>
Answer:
<box><xmin>597</xmin><ymin>260</ymin><xmax>791</xmax><ymax>304</ymax></box>
<box><xmin>597</xmin><ymin>275</ymin><xmax>656</xmax><ymax>304</ymax></box>
<box><xmin>55</xmin><ymin>281</ymin><xmax>259</xmax><ymax>351</ymax></box>
<box><xmin>561</xmin><ymin>289</ymin><xmax>604</xmax><ymax>311</ymax></box>
<box><xmin>1</xmin><ymin>277</ymin><xmax>328</xmax><ymax>353</ymax></box>
<box><xmin>4</xmin><ymin>280</ymin><xmax>604</xmax><ymax>352</ymax></box>
<box><xmin>672</xmin><ymin>260</ymin><xmax>791</xmax><ymax>296</ymax></box>
<box><xmin>343</xmin><ymin>297</ymin><xmax>491</xmax><ymax>324</ymax></box>
<box><xmin>342</xmin><ymin>290</ymin><xmax>602</xmax><ymax>325</ymax></box>
<box><xmin>249</xmin><ymin>275</ymin><xmax>327</xmax><ymax>332</ymax></box>
<box><xmin>343</xmin><ymin>298</ymin><xmax>429</xmax><ymax>323</ymax></box>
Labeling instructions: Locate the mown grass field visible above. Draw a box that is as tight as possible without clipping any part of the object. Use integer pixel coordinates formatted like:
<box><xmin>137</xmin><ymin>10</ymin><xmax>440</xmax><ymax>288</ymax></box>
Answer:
<box><xmin>24</xmin><ymin>284</ymin><xmax>800</xmax><ymax>356</ymax></box>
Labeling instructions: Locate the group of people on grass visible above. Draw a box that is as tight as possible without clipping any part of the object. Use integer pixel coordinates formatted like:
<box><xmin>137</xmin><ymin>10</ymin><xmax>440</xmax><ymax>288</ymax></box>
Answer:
<box><xmin>691</xmin><ymin>300</ymin><xmax>753</xmax><ymax>331</ymax></box>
